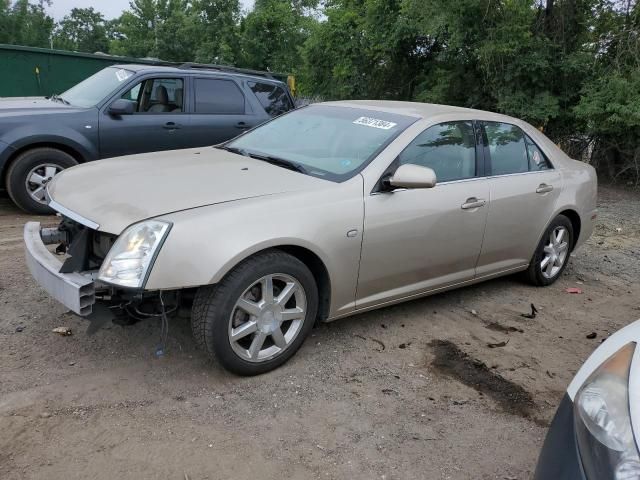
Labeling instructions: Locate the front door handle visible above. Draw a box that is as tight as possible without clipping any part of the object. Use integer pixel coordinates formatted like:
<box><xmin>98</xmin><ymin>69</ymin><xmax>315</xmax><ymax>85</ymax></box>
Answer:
<box><xmin>536</xmin><ymin>183</ymin><xmax>554</xmax><ymax>194</ymax></box>
<box><xmin>461</xmin><ymin>197</ymin><xmax>487</xmax><ymax>210</ymax></box>
<box><xmin>236</xmin><ymin>121</ymin><xmax>251</xmax><ymax>130</ymax></box>
<box><xmin>163</xmin><ymin>121</ymin><xmax>181</xmax><ymax>130</ymax></box>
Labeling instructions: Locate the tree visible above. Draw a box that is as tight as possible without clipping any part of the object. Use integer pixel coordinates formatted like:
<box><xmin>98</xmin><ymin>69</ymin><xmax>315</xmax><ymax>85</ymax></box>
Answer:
<box><xmin>0</xmin><ymin>0</ymin><xmax>54</xmax><ymax>47</ymax></box>
<box><xmin>239</xmin><ymin>0</ymin><xmax>319</xmax><ymax>73</ymax></box>
<box><xmin>190</xmin><ymin>0</ymin><xmax>242</xmax><ymax>64</ymax></box>
<box><xmin>575</xmin><ymin>0</ymin><xmax>640</xmax><ymax>181</ymax></box>
<box><xmin>300</xmin><ymin>0</ymin><xmax>442</xmax><ymax>99</ymax></box>
<box><xmin>52</xmin><ymin>7</ymin><xmax>110</xmax><ymax>53</ymax></box>
<box><xmin>109</xmin><ymin>0</ymin><xmax>200</xmax><ymax>61</ymax></box>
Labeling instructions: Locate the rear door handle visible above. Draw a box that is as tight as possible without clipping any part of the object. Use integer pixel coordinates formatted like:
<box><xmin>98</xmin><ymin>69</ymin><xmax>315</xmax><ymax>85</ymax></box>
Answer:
<box><xmin>536</xmin><ymin>183</ymin><xmax>554</xmax><ymax>194</ymax></box>
<box><xmin>235</xmin><ymin>121</ymin><xmax>251</xmax><ymax>130</ymax></box>
<box><xmin>461</xmin><ymin>197</ymin><xmax>487</xmax><ymax>210</ymax></box>
<box><xmin>163</xmin><ymin>121</ymin><xmax>181</xmax><ymax>130</ymax></box>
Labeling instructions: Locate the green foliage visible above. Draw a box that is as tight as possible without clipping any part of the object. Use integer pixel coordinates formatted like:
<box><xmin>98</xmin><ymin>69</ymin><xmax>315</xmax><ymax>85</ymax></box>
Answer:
<box><xmin>0</xmin><ymin>0</ymin><xmax>638</xmax><ymax>180</ymax></box>
<box><xmin>238</xmin><ymin>0</ymin><xmax>316</xmax><ymax>73</ymax></box>
<box><xmin>108</xmin><ymin>0</ymin><xmax>201</xmax><ymax>61</ymax></box>
<box><xmin>0</xmin><ymin>0</ymin><xmax>54</xmax><ymax>47</ymax></box>
<box><xmin>52</xmin><ymin>7</ymin><xmax>109</xmax><ymax>53</ymax></box>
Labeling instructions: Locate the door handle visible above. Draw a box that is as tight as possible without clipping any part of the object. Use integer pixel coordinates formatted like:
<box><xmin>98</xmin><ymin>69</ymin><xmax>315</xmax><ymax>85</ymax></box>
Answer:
<box><xmin>461</xmin><ymin>197</ymin><xmax>487</xmax><ymax>210</ymax></box>
<box><xmin>235</xmin><ymin>121</ymin><xmax>250</xmax><ymax>130</ymax></box>
<box><xmin>163</xmin><ymin>122</ymin><xmax>181</xmax><ymax>130</ymax></box>
<box><xmin>536</xmin><ymin>183</ymin><xmax>554</xmax><ymax>194</ymax></box>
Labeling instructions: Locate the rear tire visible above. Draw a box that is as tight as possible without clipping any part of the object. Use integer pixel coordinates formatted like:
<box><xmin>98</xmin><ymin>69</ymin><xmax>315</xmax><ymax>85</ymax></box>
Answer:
<box><xmin>6</xmin><ymin>148</ymin><xmax>78</xmax><ymax>214</ymax></box>
<box><xmin>191</xmin><ymin>250</ymin><xmax>318</xmax><ymax>375</ymax></box>
<box><xmin>525</xmin><ymin>214</ymin><xmax>574</xmax><ymax>286</ymax></box>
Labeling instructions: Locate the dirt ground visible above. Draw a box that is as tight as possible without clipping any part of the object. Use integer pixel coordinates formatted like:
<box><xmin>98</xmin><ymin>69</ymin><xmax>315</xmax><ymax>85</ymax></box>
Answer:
<box><xmin>1</xmin><ymin>185</ymin><xmax>639</xmax><ymax>480</ymax></box>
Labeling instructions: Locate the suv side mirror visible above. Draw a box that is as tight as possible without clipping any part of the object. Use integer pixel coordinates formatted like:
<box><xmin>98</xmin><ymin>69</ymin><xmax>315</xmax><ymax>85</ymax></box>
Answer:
<box><xmin>108</xmin><ymin>99</ymin><xmax>136</xmax><ymax>115</ymax></box>
<box><xmin>387</xmin><ymin>164</ymin><xmax>437</xmax><ymax>189</ymax></box>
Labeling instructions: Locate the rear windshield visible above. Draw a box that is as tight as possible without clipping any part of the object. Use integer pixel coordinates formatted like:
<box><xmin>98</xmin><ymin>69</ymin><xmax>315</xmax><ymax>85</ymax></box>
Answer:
<box><xmin>227</xmin><ymin>105</ymin><xmax>417</xmax><ymax>181</ymax></box>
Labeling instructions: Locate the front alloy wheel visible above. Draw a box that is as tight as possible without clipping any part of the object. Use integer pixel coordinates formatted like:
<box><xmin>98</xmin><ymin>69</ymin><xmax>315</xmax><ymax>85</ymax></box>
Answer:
<box><xmin>192</xmin><ymin>250</ymin><xmax>318</xmax><ymax>375</ymax></box>
<box><xmin>6</xmin><ymin>147</ymin><xmax>78</xmax><ymax>214</ymax></box>
<box><xmin>229</xmin><ymin>274</ymin><xmax>307</xmax><ymax>362</ymax></box>
<box><xmin>25</xmin><ymin>163</ymin><xmax>62</xmax><ymax>204</ymax></box>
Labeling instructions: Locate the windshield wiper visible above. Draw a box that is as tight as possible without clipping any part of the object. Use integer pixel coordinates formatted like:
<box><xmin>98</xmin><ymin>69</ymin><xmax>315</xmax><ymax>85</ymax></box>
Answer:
<box><xmin>216</xmin><ymin>145</ymin><xmax>250</xmax><ymax>157</ymax></box>
<box><xmin>246</xmin><ymin>153</ymin><xmax>308</xmax><ymax>174</ymax></box>
<box><xmin>49</xmin><ymin>94</ymin><xmax>71</xmax><ymax>105</ymax></box>
<box><xmin>217</xmin><ymin>146</ymin><xmax>307</xmax><ymax>174</ymax></box>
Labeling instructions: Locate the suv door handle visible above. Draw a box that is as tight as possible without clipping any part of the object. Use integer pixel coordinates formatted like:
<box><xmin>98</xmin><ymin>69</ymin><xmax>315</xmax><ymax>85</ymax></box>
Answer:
<box><xmin>235</xmin><ymin>121</ymin><xmax>250</xmax><ymax>130</ymax></box>
<box><xmin>536</xmin><ymin>183</ymin><xmax>554</xmax><ymax>194</ymax></box>
<box><xmin>461</xmin><ymin>197</ymin><xmax>487</xmax><ymax>210</ymax></box>
<box><xmin>163</xmin><ymin>121</ymin><xmax>181</xmax><ymax>130</ymax></box>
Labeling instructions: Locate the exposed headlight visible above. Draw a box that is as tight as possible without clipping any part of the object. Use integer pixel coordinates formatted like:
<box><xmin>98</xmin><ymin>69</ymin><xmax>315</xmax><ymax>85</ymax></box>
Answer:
<box><xmin>575</xmin><ymin>342</ymin><xmax>640</xmax><ymax>479</ymax></box>
<box><xmin>98</xmin><ymin>220</ymin><xmax>170</xmax><ymax>288</ymax></box>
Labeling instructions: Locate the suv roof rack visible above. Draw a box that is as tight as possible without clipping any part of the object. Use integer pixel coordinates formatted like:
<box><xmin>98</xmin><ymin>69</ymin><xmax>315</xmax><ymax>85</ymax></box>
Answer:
<box><xmin>177</xmin><ymin>62</ymin><xmax>286</xmax><ymax>81</ymax></box>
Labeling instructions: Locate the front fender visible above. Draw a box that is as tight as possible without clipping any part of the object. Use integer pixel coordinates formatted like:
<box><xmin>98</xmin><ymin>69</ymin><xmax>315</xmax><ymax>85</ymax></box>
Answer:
<box><xmin>5</xmin><ymin>132</ymin><xmax>98</xmax><ymax>163</ymax></box>
<box><xmin>0</xmin><ymin>140</ymin><xmax>16</xmax><ymax>177</ymax></box>
<box><xmin>146</xmin><ymin>178</ymin><xmax>365</xmax><ymax>318</ymax></box>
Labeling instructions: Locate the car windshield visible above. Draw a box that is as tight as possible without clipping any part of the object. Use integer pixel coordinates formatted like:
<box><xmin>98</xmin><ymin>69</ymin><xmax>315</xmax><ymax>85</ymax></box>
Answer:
<box><xmin>59</xmin><ymin>67</ymin><xmax>135</xmax><ymax>108</ymax></box>
<box><xmin>226</xmin><ymin>105</ymin><xmax>417</xmax><ymax>181</ymax></box>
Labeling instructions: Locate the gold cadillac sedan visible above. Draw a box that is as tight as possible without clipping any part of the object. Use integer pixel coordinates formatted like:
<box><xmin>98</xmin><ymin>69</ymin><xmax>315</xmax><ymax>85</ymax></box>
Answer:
<box><xmin>24</xmin><ymin>101</ymin><xmax>598</xmax><ymax>375</ymax></box>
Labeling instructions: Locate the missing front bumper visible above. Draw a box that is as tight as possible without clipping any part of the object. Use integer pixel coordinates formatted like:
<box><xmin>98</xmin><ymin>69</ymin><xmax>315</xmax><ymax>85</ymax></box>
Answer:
<box><xmin>23</xmin><ymin>221</ymin><xmax>95</xmax><ymax>316</ymax></box>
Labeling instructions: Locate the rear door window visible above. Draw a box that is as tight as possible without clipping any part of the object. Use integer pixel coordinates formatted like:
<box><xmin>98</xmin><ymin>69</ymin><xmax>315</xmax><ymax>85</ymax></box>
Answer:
<box><xmin>484</xmin><ymin>122</ymin><xmax>529</xmax><ymax>175</ymax></box>
<box><xmin>248</xmin><ymin>81</ymin><xmax>293</xmax><ymax>117</ymax></box>
<box><xmin>525</xmin><ymin>134</ymin><xmax>552</xmax><ymax>171</ymax></box>
<box><xmin>194</xmin><ymin>78</ymin><xmax>245</xmax><ymax>114</ymax></box>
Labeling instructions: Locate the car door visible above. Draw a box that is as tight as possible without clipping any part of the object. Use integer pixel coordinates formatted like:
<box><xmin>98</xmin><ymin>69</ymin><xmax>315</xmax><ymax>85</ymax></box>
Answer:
<box><xmin>356</xmin><ymin>121</ymin><xmax>490</xmax><ymax>310</ymax></box>
<box><xmin>99</xmin><ymin>76</ymin><xmax>190</xmax><ymax>158</ymax></box>
<box><xmin>475</xmin><ymin>121</ymin><xmax>562</xmax><ymax>276</ymax></box>
<box><xmin>185</xmin><ymin>77</ymin><xmax>263</xmax><ymax>147</ymax></box>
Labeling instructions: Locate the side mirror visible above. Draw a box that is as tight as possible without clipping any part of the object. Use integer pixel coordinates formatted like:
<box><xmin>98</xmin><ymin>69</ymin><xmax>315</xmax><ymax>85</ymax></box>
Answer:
<box><xmin>387</xmin><ymin>164</ymin><xmax>437</xmax><ymax>189</ymax></box>
<box><xmin>108</xmin><ymin>99</ymin><xmax>136</xmax><ymax>115</ymax></box>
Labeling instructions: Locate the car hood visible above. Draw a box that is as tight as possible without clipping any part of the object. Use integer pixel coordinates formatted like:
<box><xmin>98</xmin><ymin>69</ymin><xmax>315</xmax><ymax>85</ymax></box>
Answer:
<box><xmin>0</xmin><ymin>97</ymin><xmax>87</xmax><ymax>117</ymax></box>
<box><xmin>47</xmin><ymin>147</ymin><xmax>328</xmax><ymax>234</ymax></box>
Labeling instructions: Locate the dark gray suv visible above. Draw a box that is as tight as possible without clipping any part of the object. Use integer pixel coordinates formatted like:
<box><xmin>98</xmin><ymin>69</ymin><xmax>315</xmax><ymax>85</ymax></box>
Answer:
<box><xmin>0</xmin><ymin>63</ymin><xmax>295</xmax><ymax>213</ymax></box>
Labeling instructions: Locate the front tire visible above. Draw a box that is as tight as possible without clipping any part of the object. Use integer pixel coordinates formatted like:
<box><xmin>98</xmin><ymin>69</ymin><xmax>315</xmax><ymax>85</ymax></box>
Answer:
<box><xmin>191</xmin><ymin>250</ymin><xmax>318</xmax><ymax>375</ymax></box>
<box><xmin>6</xmin><ymin>148</ymin><xmax>78</xmax><ymax>214</ymax></box>
<box><xmin>525</xmin><ymin>214</ymin><xmax>574</xmax><ymax>286</ymax></box>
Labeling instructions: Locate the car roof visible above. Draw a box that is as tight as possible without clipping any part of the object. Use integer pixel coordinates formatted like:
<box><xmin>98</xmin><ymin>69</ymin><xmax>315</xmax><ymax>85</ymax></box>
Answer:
<box><xmin>111</xmin><ymin>63</ymin><xmax>287</xmax><ymax>86</ymax></box>
<box><xmin>322</xmin><ymin>99</ymin><xmax>521</xmax><ymax>123</ymax></box>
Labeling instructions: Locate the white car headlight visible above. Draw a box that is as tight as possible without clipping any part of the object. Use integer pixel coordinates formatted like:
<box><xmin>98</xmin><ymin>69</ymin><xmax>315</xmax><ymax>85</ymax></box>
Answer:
<box><xmin>575</xmin><ymin>342</ymin><xmax>640</xmax><ymax>479</ymax></box>
<box><xmin>98</xmin><ymin>220</ymin><xmax>171</xmax><ymax>288</ymax></box>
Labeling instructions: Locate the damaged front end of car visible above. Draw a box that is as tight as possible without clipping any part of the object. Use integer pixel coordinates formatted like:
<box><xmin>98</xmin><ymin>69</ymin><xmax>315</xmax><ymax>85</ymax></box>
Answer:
<box><xmin>24</xmin><ymin>214</ymin><xmax>191</xmax><ymax>332</ymax></box>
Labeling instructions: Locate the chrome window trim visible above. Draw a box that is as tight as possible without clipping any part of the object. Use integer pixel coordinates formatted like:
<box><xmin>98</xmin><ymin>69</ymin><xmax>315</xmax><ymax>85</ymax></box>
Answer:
<box><xmin>486</xmin><ymin>170</ymin><xmax>554</xmax><ymax>180</ymax></box>
<box><xmin>48</xmin><ymin>199</ymin><xmax>100</xmax><ymax>230</ymax></box>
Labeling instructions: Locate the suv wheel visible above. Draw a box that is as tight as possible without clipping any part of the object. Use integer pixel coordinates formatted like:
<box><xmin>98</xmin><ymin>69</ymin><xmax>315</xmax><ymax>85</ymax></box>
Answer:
<box><xmin>525</xmin><ymin>214</ymin><xmax>574</xmax><ymax>286</ymax></box>
<box><xmin>6</xmin><ymin>147</ymin><xmax>78</xmax><ymax>214</ymax></box>
<box><xmin>191</xmin><ymin>250</ymin><xmax>318</xmax><ymax>375</ymax></box>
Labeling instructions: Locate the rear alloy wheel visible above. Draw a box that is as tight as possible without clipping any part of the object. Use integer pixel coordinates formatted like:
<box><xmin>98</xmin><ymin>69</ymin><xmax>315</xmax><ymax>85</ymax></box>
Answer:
<box><xmin>525</xmin><ymin>214</ymin><xmax>574</xmax><ymax>286</ymax></box>
<box><xmin>191</xmin><ymin>250</ymin><xmax>318</xmax><ymax>375</ymax></box>
<box><xmin>6</xmin><ymin>148</ymin><xmax>78</xmax><ymax>214</ymax></box>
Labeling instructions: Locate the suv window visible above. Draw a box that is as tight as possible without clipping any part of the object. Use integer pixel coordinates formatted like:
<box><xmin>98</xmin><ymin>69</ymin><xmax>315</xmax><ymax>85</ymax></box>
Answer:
<box><xmin>484</xmin><ymin>122</ymin><xmax>529</xmax><ymax>175</ymax></box>
<box><xmin>195</xmin><ymin>78</ymin><xmax>245</xmax><ymax>114</ymax></box>
<box><xmin>121</xmin><ymin>78</ymin><xmax>184</xmax><ymax>113</ymax></box>
<box><xmin>525</xmin><ymin>134</ymin><xmax>552</xmax><ymax>171</ymax></box>
<box><xmin>398</xmin><ymin>121</ymin><xmax>477</xmax><ymax>182</ymax></box>
<box><xmin>248</xmin><ymin>81</ymin><xmax>293</xmax><ymax>117</ymax></box>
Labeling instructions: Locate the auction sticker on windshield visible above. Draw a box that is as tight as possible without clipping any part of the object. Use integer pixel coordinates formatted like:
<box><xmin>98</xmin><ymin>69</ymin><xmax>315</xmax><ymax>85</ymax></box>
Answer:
<box><xmin>353</xmin><ymin>117</ymin><xmax>397</xmax><ymax>130</ymax></box>
<box><xmin>115</xmin><ymin>69</ymin><xmax>133</xmax><ymax>82</ymax></box>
